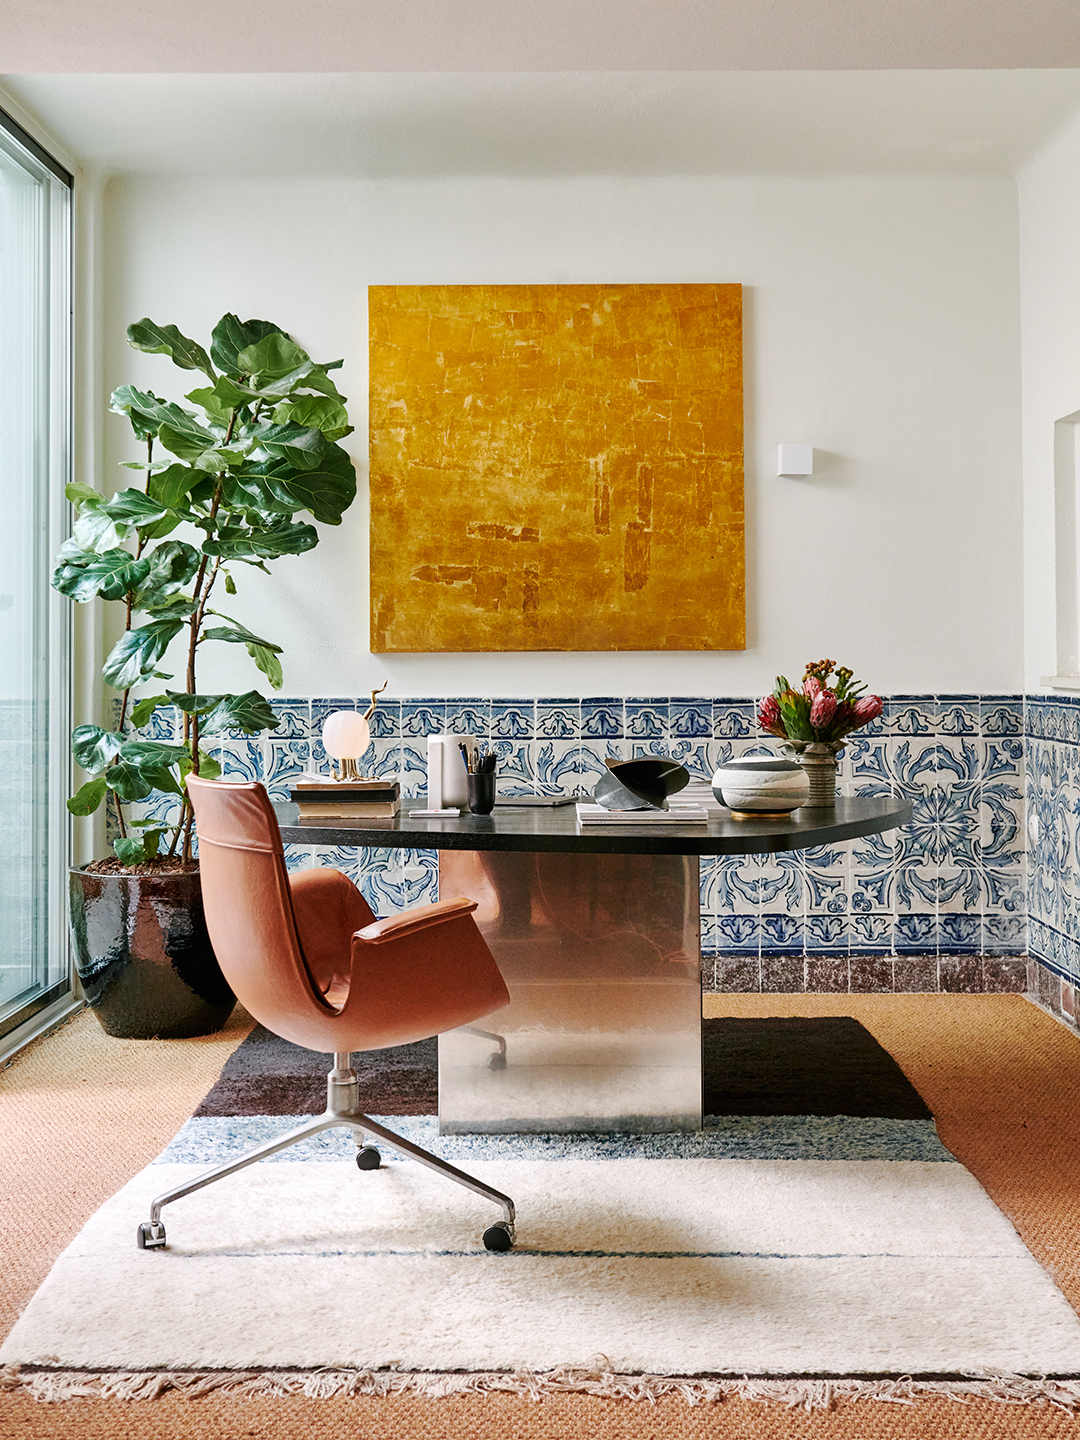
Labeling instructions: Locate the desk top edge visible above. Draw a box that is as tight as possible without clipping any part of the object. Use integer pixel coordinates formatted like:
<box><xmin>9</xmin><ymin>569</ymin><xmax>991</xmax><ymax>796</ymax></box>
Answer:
<box><xmin>276</xmin><ymin>795</ymin><xmax>912</xmax><ymax>855</ymax></box>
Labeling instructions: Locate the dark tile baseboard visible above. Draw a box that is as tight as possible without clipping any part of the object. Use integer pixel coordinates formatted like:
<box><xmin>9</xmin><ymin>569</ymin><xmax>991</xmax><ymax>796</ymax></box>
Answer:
<box><xmin>702</xmin><ymin>953</ymin><xmax>1029</xmax><ymax>995</ymax></box>
<box><xmin>1029</xmin><ymin>956</ymin><xmax>1080</xmax><ymax>1033</ymax></box>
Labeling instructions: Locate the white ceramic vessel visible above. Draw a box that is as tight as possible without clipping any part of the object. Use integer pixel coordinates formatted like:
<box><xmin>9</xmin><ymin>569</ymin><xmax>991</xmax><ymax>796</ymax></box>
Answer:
<box><xmin>711</xmin><ymin>755</ymin><xmax>810</xmax><ymax>817</ymax></box>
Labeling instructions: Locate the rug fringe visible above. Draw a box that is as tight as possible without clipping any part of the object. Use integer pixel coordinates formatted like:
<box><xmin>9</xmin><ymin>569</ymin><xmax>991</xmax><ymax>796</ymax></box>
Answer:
<box><xmin>5</xmin><ymin>1359</ymin><xmax>1080</xmax><ymax>1409</ymax></box>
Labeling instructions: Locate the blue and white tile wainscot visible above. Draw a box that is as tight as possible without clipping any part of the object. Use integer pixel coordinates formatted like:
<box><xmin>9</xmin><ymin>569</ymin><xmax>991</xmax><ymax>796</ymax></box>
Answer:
<box><xmin>124</xmin><ymin>693</ymin><xmax>1047</xmax><ymax>1000</ymax></box>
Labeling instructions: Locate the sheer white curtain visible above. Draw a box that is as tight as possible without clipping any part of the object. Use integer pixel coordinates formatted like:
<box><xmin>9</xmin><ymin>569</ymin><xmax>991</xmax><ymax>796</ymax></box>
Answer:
<box><xmin>0</xmin><ymin>110</ymin><xmax>72</xmax><ymax>1048</ymax></box>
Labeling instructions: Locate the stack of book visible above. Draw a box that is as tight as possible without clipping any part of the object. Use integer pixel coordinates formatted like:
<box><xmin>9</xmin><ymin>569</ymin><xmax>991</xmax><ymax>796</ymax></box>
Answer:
<box><xmin>289</xmin><ymin>778</ymin><xmax>401</xmax><ymax>825</ymax></box>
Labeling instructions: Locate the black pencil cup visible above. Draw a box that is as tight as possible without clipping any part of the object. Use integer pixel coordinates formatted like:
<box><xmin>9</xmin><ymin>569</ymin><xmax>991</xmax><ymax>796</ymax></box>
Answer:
<box><xmin>467</xmin><ymin>772</ymin><xmax>496</xmax><ymax>815</ymax></box>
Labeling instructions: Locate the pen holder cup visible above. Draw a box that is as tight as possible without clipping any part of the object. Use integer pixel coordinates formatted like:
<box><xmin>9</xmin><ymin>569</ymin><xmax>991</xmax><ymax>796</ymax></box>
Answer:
<box><xmin>467</xmin><ymin>772</ymin><xmax>496</xmax><ymax>815</ymax></box>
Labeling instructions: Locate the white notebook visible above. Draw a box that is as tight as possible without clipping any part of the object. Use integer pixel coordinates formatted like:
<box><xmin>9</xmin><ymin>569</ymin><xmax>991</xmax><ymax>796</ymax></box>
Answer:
<box><xmin>575</xmin><ymin>803</ymin><xmax>710</xmax><ymax>825</ymax></box>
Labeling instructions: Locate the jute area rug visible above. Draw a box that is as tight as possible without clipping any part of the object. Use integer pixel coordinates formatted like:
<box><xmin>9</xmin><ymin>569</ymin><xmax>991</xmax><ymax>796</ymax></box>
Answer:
<box><xmin>5</xmin><ymin>993</ymin><xmax>1080</xmax><ymax>1440</ymax></box>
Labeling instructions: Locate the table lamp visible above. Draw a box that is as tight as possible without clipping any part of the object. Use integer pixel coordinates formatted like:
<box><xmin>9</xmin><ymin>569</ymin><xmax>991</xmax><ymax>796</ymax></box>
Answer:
<box><xmin>321</xmin><ymin>710</ymin><xmax>371</xmax><ymax>781</ymax></box>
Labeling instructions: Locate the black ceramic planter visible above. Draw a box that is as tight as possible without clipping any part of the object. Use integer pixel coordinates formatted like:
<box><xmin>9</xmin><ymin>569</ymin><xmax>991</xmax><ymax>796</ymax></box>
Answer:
<box><xmin>69</xmin><ymin>866</ymin><xmax>236</xmax><ymax>1039</ymax></box>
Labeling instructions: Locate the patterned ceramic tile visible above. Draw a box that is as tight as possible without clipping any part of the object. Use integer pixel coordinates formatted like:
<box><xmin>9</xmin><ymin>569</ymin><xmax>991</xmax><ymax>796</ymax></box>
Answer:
<box><xmin>669</xmin><ymin>697</ymin><xmax>712</xmax><ymax>739</ymax></box>
<box><xmin>886</xmin><ymin>696</ymin><xmax>940</xmax><ymax>735</ymax></box>
<box><xmin>492</xmin><ymin>740</ymin><xmax>534</xmax><ymax>795</ymax></box>
<box><xmin>581</xmin><ymin>697</ymin><xmax>624</xmax><ymax>740</ymax></box>
<box><xmin>267</xmin><ymin>699</ymin><xmax>309</xmax><ymax>740</ymax></box>
<box><xmin>536</xmin><ymin>699</ymin><xmax>580</xmax><ymax>740</ymax></box>
<box><xmin>937</xmin><ymin>695</ymin><xmax>979</xmax><ymax>737</ymax></box>
<box><xmin>712</xmin><ymin>699</ymin><xmax>756</xmax><ymax>740</ymax></box>
<box><xmin>401</xmin><ymin>701</ymin><xmax>447</xmax><ymax>739</ymax></box>
<box><xmin>712</xmin><ymin>912</ymin><xmax>760</xmax><ymax>955</ymax></box>
<box><xmin>982</xmin><ymin>695</ymin><xmax>1023</xmax><ymax>737</ymax></box>
<box><xmin>490</xmin><ymin>700</ymin><xmax>535</xmax><ymax>741</ymax></box>
<box><xmin>263</xmin><ymin>739</ymin><xmax>309</xmax><ymax>799</ymax></box>
<box><xmin>625</xmin><ymin>697</ymin><xmax>668</xmax><ymax>742</ymax></box>
<box><xmin>367</xmin><ymin>697</ymin><xmax>401</xmax><ymax>740</ymax></box>
<box><xmin>759</xmin><ymin>912</ymin><xmax>804</xmax><ymax>954</ymax></box>
<box><xmin>804</xmin><ymin>912</ymin><xmax>849</xmax><ymax>954</ymax></box>
<box><xmin>534</xmin><ymin>740</ymin><xmax>615</xmax><ymax>796</ymax></box>
<box><xmin>894</xmin><ymin>912</ymin><xmax>936</xmax><ymax>953</ymax></box>
<box><xmin>441</xmin><ymin>697</ymin><xmax>488</xmax><ymax>738</ymax></box>
<box><xmin>848</xmin><ymin>912</ymin><xmax>893</xmax><ymax>952</ymax></box>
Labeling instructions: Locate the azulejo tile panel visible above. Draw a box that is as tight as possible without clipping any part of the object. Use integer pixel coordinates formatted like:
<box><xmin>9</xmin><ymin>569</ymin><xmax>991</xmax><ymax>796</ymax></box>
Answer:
<box><xmin>121</xmin><ymin>690</ymin><xmax>1053</xmax><ymax>986</ymax></box>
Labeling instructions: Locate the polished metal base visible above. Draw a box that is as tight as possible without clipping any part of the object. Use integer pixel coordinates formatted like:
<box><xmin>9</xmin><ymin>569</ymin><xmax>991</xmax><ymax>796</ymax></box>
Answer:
<box><xmin>138</xmin><ymin>1053</ymin><xmax>515</xmax><ymax>1250</ymax></box>
<box><xmin>439</xmin><ymin>850</ymin><xmax>702</xmax><ymax>1134</ymax></box>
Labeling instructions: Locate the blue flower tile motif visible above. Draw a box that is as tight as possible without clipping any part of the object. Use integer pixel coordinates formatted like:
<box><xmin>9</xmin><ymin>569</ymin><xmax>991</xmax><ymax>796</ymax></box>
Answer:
<box><xmin>701</xmin><ymin>856</ymin><xmax>755</xmax><ymax>915</ymax></box>
<box><xmin>367</xmin><ymin>698</ymin><xmax>400</xmax><ymax>740</ymax></box>
<box><xmin>401</xmin><ymin>701</ymin><xmax>446</xmax><ymax>739</ymax></box>
<box><xmin>886</xmin><ymin>696</ymin><xmax>939</xmax><ymax>736</ymax></box>
<box><xmin>398</xmin><ymin>742</ymin><xmax>429</xmax><ymax>799</ymax></box>
<box><xmin>847</xmin><ymin>736</ymin><xmax>893</xmax><ymax>791</ymax></box>
<box><xmin>357</xmin><ymin>846</ymin><xmax>438</xmax><ymax>915</ymax></box>
<box><xmin>805</xmin><ymin>913</ymin><xmax>849</xmax><ymax>953</ymax></box>
<box><xmin>668</xmin><ymin>739</ymin><xmax>714</xmax><ymax>782</ymax></box>
<box><xmin>894</xmin><ymin>912</ymin><xmax>936</xmax><ymax>953</ymax></box>
<box><xmin>982</xmin><ymin>695</ymin><xmax>1023</xmax><ymax>737</ymax></box>
<box><xmin>216</xmin><ymin>737</ymin><xmax>263</xmax><ymax>782</ymax></box>
<box><xmin>982</xmin><ymin>865</ymin><xmax>1026</xmax><ymax>914</ymax></box>
<box><xmin>492</xmin><ymin>741</ymin><xmax>533</xmax><ymax>795</ymax></box>
<box><xmin>760</xmin><ymin>912</ymin><xmax>803</xmax><ymax>953</ymax></box>
<box><xmin>713</xmin><ymin>913</ymin><xmax>760</xmax><ymax>954</ymax></box>
<box><xmin>937</xmin><ymin>912</ymin><xmax>980</xmax><ymax>953</ymax></box>
<box><xmin>490</xmin><ymin>700</ymin><xmax>534</xmax><ymax>741</ymax></box>
<box><xmin>625</xmin><ymin>698</ymin><xmax>668</xmax><ymax>742</ymax></box>
<box><xmin>369</xmin><ymin>738</ymin><xmax>404</xmax><ymax>785</ymax></box>
<box><xmin>537</xmin><ymin>700</ymin><xmax>579</xmax><ymax>740</ymax></box>
<box><xmin>982</xmin><ymin>913</ymin><xmax>1027</xmax><ymax>955</ymax></box>
<box><xmin>445</xmin><ymin>698</ymin><xmax>490</xmax><ymax>739</ymax></box>
<box><xmin>263</xmin><ymin>739</ymin><xmax>308</xmax><ymax>799</ymax></box>
<box><xmin>267</xmin><ymin>699</ymin><xmax>310</xmax><ymax>740</ymax></box>
<box><xmin>669</xmin><ymin>697</ymin><xmax>712</xmax><ymax>739</ymax></box>
<box><xmin>582</xmin><ymin>697</ymin><xmax>624</xmax><ymax>740</ymax></box>
<box><xmin>849</xmin><ymin>913</ymin><xmax>893</xmax><ymax>950</ymax></box>
<box><xmin>713</xmin><ymin>699</ymin><xmax>755</xmax><ymax>740</ymax></box>
<box><xmin>937</xmin><ymin>695</ymin><xmax>979</xmax><ymax>737</ymax></box>
<box><xmin>135</xmin><ymin>701</ymin><xmax>179</xmax><ymax>742</ymax></box>
<box><xmin>282</xmin><ymin>844</ymin><xmax>312</xmax><ymax>875</ymax></box>
<box><xmin>534</xmin><ymin>740</ymin><xmax>614</xmax><ymax>796</ymax></box>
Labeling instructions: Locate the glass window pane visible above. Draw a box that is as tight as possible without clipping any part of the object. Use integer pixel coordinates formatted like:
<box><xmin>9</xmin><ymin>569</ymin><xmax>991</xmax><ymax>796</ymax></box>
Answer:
<box><xmin>0</xmin><ymin>111</ymin><xmax>71</xmax><ymax>1040</ymax></box>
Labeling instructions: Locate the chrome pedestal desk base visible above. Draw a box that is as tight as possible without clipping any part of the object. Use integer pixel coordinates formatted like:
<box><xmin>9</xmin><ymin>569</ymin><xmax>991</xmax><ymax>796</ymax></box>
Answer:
<box><xmin>438</xmin><ymin>849</ymin><xmax>702</xmax><ymax>1135</ymax></box>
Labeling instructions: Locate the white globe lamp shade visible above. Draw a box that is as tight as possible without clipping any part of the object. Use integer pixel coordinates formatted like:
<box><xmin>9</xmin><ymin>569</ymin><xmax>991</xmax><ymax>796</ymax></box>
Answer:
<box><xmin>321</xmin><ymin>710</ymin><xmax>370</xmax><ymax>762</ymax></box>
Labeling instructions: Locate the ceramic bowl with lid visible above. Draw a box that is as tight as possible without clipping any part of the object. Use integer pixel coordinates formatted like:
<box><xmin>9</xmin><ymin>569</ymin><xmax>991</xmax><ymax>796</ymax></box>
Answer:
<box><xmin>711</xmin><ymin>755</ymin><xmax>810</xmax><ymax>818</ymax></box>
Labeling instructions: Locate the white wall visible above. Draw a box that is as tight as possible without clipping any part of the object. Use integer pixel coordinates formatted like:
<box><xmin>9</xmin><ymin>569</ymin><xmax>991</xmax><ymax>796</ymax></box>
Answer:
<box><xmin>1019</xmin><ymin>109</ymin><xmax>1080</xmax><ymax>693</ymax></box>
<box><xmin>102</xmin><ymin>171</ymin><xmax>1023</xmax><ymax>700</ymax></box>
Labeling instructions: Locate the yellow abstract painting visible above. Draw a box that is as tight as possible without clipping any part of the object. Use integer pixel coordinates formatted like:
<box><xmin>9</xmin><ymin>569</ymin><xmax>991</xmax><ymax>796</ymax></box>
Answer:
<box><xmin>369</xmin><ymin>283</ymin><xmax>744</xmax><ymax>652</ymax></box>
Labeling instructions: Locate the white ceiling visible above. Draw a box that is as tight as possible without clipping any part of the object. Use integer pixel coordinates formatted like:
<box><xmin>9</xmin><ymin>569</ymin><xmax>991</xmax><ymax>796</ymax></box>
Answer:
<box><xmin>5</xmin><ymin>0</ymin><xmax>1080</xmax><ymax>72</ymax></box>
<box><xmin>6</xmin><ymin>71</ymin><xmax>1080</xmax><ymax>178</ymax></box>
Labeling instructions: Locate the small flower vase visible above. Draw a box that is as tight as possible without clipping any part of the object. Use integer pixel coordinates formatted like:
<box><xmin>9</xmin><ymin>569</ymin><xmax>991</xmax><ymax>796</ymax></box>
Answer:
<box><xmin>790</xmin><ymin>741</ymin><xmax>842</xmax><ymax>808</ymax></box>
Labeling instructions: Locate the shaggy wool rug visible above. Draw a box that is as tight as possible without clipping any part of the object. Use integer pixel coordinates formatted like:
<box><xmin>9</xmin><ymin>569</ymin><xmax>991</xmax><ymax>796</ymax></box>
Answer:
<box><xmin>5</xmin><ymin>1017</ymin><xmax>1080</xmax><ymax>1405</ymax></box>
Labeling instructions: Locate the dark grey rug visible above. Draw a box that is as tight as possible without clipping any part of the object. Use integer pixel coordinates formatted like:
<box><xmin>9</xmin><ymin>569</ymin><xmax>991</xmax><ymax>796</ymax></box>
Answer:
<box><xmin>195</xmin><ymin>1016</ymin><xmax>931</xmax><ymax>1120</ymax></box>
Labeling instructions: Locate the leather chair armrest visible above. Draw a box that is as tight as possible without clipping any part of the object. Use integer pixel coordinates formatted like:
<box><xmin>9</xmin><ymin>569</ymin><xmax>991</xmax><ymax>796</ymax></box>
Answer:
<box><xmin>355</xmin><ymin>896</ymin><xmax>479</xmax><ymax>945</ymax></box>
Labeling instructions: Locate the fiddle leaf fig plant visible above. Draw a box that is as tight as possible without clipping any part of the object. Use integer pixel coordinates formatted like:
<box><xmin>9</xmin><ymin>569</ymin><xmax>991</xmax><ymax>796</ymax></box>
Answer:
<box><xmin>54</xmin><ymin>314</ymin><xmax>357</xmax><ymax>866</ymax></box>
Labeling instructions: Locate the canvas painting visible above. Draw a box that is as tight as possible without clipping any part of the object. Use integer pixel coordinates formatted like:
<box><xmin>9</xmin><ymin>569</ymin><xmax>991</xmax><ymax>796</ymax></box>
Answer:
<box><xmin>369</xmin><ymin>283</ymin><xmax>744</xmax><ymax>652</ymax></box>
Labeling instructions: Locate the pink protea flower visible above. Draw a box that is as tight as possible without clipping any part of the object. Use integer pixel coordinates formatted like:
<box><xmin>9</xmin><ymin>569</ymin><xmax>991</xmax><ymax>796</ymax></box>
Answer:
<box><xmin>852</xmin><ymin>694</ymin><xmax>883</xmax><ymax>723</ymax></box>
<box><xmin>810</xmin><ymin>690</ymin><xmax>837</xmax><ymax>729</ymax></box>
<box><xmin>757</xmin><ymin>695</ymin><xmax>784</xmax><ymax>733</ymax></box>
<box><xmin>803</xmin><ymin>675</ymin><xmax>823</xmax><ymax>699</ymax></box>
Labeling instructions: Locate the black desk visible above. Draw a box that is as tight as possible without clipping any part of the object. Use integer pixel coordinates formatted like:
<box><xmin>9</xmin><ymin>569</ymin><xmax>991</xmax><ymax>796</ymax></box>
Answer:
<box><xmin>279</xmin><ymin>797</ymin><xmax>912</xmax><ymax>1135</ymax></box>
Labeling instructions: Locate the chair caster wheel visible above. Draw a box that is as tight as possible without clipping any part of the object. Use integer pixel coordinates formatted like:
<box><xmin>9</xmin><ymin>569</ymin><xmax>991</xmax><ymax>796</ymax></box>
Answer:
<box><xmin>483</xmin><ymin>1222</ymin><xmax>514</xmax><ymax>1252</ymax></box>
<box><xmin>137</xmin><ymin>1221</ymin><xmax>166</xmax><ymax>1250</ymax></box>
<box><xmin>356</xmin><ymin>1146</ymin><xmax>381</xmax><ymax>1171</ymax></box>
<box><xmin>487</xmin><ymin>1052</ymin><xmax>507</xmax><ymax>1071</ymax></box>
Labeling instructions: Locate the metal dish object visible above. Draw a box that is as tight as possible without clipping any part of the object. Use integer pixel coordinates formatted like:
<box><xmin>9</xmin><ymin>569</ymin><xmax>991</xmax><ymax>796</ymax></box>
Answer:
<box><xmin>593</xmin><ymin>757</ymin><xmax>690</xmax><ymax>811</ymax></box>
<box><xmin>711</xmin><ymin>755</ymin><xmax>810</xmax><ymax>818</ymax></box>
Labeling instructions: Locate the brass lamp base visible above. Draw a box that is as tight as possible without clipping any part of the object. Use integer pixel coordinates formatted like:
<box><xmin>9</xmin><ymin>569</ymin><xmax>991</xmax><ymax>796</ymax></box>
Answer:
<box><xmin>729</xmin><ymin>809</ymin><xmax>798</xmax><ymax>820</ymax></box>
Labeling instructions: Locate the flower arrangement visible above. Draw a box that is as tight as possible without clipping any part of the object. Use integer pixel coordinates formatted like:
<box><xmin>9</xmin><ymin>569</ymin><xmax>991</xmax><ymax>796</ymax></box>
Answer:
<box><xmin>757</xmin><ymin>659</ymin><xmax>883</xmax><ymax>750</ymax></box>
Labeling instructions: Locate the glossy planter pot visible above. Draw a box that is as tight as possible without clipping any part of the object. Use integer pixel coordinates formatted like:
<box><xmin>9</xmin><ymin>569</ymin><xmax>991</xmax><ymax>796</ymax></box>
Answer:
<box><xmin>69</xmin><ymin>866</ymin><xmax>236</xmax><ymax>1039</ymax></box>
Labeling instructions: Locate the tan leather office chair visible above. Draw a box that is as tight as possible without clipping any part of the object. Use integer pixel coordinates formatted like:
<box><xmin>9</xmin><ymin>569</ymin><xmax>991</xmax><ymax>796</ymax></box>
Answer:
<box><xmin>137</xmin><ymin>776</ymin><xmax>517</xmax><ymax>1253</ymax></box>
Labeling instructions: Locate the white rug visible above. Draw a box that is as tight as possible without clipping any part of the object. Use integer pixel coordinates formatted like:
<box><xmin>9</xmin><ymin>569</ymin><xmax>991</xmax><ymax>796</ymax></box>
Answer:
<box><xmin>5</xmin><ymin>1116</ymin><xmax>1080</xmax><ymax>1398</ymax></box>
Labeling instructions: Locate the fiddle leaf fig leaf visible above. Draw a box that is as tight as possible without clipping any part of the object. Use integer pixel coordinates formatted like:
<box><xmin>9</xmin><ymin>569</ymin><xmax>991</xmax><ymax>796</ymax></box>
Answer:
<box><xmin>140</xmin><ymin>539</ymin><xmax>201</xmax><ymax>595</ymax></box>
<box><xmin>253</xmin><ymin>422</ymin><xmax>327</xmax><ymax>472</ymax></box>
<box><xmin>102</xmin><ymin>618</ymin><xmax>185</xmax><ymax>691</ymax></box>
<box><xmin>127</xmin><ymin>319</ymin><xmax>216</xmax><ymax>379</ymax></box>
<box><xmin>272</xmin><ymin>393</ymin><xmax>352</xmax><ymax>440</ymax></box>
<box><xmin>198</xmin><ymin>690</ymin><xmax>280</xmax><ymax>736</ymax></box>
<box><xmin>71</xmin><ymin>725</ymin><xmax>124</xmax><ymax>775</ymax></box>
<box><xmin>100</xmin><ymin>488</ymin><xmax>170</xmax><ymax>527</ymax></box>
<box><xmin>72</xmin><ymin>506</ymin><xmax>131</xmax><ymax>554</ymax></box>
<box><xmin>201</xmin><ymin>519</ymin><xmax>317</xmax><ymax>561</ymax></box>
<box><xmin>210</xmin><ymin>314</ymin><xmax>284</xmax><ymax>375</ymax></box>
<box><xmin>113</xmin><ymin>835</ymin><xmax>151</xmax><ymax>864</ymax></box>
<box><xmin>110</xmin><ymin>386</ymin><xmax>203</xmax><ymax>438</ymax></box>
<box><xmin>247</xmin><ymin>443</ymin><xmax>356</xmax><ymax>525</ymax></box>
<box><xmin>67</xmin><ymin>777</ymin><xmax>108</xmax><ymax>816</ymax></box>
<box><xmin>129</xmin><ymin>694</ymin><xmax>169</xmax><ymax>728</ymax></box>
<box><xmin>157</xmin><ymin>420</ymin><xmax>215</xmax><ymax>460</ymax></box>
<box><xmin>248</xmin><ymin>643</ymin><xmax>283</xmax><ymax>690</ymax></box>
<box><xmin>52</xmin><ymin>548</ymin><xmax>151</xmax><ymax>604</ymax></box>
<box><xmin>238</xmin><ymin>332</ymin><xmax>309</xmax><ymax>380</ymax></box>
<box><xmin>65</xmin><ymin>482</ymin><xmax>104</xmax><ymax>509</ymax></box>
<box><xmin>147</xmin><ymin>463</ymin><xmax>202</xmax><ymax>510</ymax></box>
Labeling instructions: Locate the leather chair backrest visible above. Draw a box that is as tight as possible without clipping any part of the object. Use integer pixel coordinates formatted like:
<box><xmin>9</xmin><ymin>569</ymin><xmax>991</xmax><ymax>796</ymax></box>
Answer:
<box><xmin>186</xmin><ymin>776</ymin><xmax>338</xmax><ymax>1024</ymax></box>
